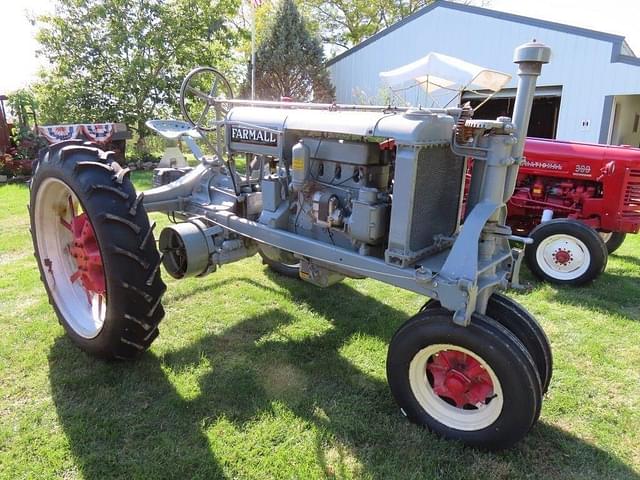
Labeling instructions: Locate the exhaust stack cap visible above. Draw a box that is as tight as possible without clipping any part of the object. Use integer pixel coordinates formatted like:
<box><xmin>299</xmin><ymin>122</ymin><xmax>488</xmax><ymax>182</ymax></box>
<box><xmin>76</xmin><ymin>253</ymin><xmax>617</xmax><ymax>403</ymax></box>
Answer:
<box><xmin>514</xmin><ymin>40</ymin><xmax>552</xmax><ymax>64</ymax></box>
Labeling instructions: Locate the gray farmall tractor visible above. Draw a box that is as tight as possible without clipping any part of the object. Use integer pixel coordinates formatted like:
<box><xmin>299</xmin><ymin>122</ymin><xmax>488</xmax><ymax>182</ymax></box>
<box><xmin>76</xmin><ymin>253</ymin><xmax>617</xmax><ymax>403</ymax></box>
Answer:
<box><xmin>30</xmin><ymin>42</ymin><xmax>552</xmax><ymax>450</ymax></box>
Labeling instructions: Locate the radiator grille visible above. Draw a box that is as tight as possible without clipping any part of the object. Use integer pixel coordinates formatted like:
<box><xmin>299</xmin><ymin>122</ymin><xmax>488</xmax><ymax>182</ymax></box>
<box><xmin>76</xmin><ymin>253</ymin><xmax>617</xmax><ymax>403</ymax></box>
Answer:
<box><xmin>622</xmin><ymin>168</ymin><xmax>640</xmax><ymax>218</ymax></box>
<box><xmin>408</xmin><ymin>147</ymin><xmax>465</xmax><ymax>251</ymax></box>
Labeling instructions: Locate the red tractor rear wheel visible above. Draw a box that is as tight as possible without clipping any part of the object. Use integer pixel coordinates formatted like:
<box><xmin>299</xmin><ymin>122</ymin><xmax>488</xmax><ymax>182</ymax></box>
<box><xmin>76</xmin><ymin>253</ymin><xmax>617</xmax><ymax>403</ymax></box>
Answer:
<box><xmin>30</xmin><ymin>141</ymin><xmax>166</xmax><ymax>359</ymax></box>
<box><xmin>599</xmin><ymin>231</ymin><xmax>626</xmax><ymax>255</ymax></box>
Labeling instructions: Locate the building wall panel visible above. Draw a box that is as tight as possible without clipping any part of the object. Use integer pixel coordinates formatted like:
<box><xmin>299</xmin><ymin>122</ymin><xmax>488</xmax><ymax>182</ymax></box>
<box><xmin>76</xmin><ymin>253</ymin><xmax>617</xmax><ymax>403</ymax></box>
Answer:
<box><xmin>328</xmin><ymin>5</ymin><xmax>640</xmax><ymax>144</ymax></box>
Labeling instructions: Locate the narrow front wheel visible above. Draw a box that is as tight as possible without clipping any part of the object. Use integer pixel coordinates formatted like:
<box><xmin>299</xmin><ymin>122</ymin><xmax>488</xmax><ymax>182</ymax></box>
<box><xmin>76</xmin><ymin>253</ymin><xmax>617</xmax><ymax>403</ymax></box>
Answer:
<box><xmin>387</xmin><ymin>307</ymin><xmax>542</xmax><ymax>450</ymax></box>
<box><xmin>421</xmin><ymin>293</ymin><xmax>552</xmax><ymax>395</ymax></box>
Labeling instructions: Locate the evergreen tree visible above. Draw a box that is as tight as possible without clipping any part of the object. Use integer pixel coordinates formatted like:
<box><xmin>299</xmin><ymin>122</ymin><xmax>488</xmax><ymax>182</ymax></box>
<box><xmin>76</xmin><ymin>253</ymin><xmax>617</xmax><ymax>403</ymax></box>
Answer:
<box><xmin>251</xmin><ymin>0</ymin><xmax>335</xmax><ymax>102</ymax></box>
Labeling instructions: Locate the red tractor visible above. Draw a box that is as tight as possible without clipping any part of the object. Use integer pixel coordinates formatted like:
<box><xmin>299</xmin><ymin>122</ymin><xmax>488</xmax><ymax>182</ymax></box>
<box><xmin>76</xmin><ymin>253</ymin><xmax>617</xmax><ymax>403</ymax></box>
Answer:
<box><xmin>0</xmin><ymin>94</ymin><xmax>43</xmax><ymax>177</ymax></box>
<box><xmin>508</xmin><ymin>138</ymin><xmax>640</xmax><ymax>285</ymax></box>
<box><xmin>0</xmin><ymin>95</ymin><xmax>10</xmax><ymax>156</ymax></box>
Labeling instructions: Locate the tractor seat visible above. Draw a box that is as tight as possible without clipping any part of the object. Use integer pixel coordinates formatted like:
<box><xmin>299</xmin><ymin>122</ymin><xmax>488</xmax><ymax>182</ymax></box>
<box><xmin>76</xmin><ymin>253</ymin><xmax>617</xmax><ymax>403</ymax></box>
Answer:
<box><xmin>145</xmin><ymin>120</ymin><xmax>202</xmax><ymax>140</ymax></box>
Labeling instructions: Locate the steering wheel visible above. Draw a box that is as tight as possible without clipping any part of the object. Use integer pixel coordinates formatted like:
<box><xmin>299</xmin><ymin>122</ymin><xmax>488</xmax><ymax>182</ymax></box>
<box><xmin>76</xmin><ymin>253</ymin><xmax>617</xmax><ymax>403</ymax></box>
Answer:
<box><xmin>179</xmin><ymin>67</ymin><xmax>234</xmax><ymax>132</ymax></box>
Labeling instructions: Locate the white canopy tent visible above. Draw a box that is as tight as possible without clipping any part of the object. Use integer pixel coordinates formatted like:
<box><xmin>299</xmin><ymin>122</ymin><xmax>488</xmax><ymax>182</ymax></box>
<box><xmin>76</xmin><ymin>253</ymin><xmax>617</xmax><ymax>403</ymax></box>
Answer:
<box><xmin>379</xmin><ymin>52</ymin><xmax>512</xmax><ymax>109</ymax></box>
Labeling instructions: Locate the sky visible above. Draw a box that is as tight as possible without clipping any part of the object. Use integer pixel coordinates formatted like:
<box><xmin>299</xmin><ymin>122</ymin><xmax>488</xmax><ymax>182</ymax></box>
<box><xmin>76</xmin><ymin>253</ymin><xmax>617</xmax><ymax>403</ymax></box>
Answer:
<box><xmin>1</xmin><ymin>0</ymin><xmax>52</xmax><ymax>93</ymax></box>
<box><xmin>1</xmin><ymin>0</ymin><xmax>639</xmax><ymax>95</ymax></box>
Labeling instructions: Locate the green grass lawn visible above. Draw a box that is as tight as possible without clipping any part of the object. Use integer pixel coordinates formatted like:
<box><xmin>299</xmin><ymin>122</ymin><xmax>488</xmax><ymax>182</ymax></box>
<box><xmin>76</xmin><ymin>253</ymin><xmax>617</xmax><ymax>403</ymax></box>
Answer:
<box><xmin>1</xmin><ymin>173</ymin><xmax>639</xmax><ymax>479</ymax></box>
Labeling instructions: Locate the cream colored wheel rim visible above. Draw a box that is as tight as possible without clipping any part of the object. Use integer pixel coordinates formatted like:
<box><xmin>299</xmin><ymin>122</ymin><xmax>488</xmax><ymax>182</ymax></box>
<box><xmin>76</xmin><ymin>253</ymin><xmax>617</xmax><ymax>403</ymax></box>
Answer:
<box><xmin>34</xmin><ymin>178</ymin><xmax>106</xmax><ymax>338</ymax></box>
<box><xmin>536</xmin><ymin>234</ymin><xmax>590</xmax><ymax>281</ymax></box>
<box><xmin>408</xmin><ymin>344</ymin><xmax>503</xmax><ymax>431</ymax></box>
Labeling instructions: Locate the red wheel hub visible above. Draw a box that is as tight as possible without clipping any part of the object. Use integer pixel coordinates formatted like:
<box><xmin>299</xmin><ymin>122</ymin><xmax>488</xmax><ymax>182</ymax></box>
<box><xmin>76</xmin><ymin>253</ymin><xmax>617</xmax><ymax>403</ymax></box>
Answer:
<box><xmin>427</xmin><ymin>350</ymin><xmax>494</xmax><ymax>408</ymax></box>
<box><xmin>553</xmin><ymin>249</ymin><xmax>572</xmax><ymax>265</ymax></box>
<box><xmin>61</xmin><ymin>197</ymin><xmax>105</xmax><ymax>295</ymax></box>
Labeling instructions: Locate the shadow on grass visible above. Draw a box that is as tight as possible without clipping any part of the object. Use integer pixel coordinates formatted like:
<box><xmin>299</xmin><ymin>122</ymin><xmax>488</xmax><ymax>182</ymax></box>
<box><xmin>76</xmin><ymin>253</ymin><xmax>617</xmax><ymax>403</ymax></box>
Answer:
<box><xmin>611</xmin><ymin>253</ymin><xmax>640</xmax><ymax>269</ymax></box>
<box><xmin>541</xmin><ymin>269</ymin><xmax>640</xmax><ymax>322</ymax></box>
<box><xmin>49</xmin><ymin>275</ymin><xmax>640</xmax><ymax>479</ymax></box>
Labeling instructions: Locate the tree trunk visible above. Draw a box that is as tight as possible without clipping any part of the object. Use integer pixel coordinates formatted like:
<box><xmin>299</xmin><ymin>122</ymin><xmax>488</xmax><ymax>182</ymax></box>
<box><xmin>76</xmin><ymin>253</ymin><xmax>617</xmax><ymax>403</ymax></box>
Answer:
<box><xmin>135</xmin><ymin>118</ymin><xmax>148</xmax><ymax>159</ymax></box>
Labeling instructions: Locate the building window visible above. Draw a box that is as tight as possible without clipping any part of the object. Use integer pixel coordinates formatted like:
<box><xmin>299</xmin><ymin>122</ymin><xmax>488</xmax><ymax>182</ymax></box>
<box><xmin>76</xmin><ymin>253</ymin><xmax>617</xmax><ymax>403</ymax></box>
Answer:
<box><xmin>633</xmin><ymin>114</ymin><xmax>640</xmax><ymax>133</ymax></box>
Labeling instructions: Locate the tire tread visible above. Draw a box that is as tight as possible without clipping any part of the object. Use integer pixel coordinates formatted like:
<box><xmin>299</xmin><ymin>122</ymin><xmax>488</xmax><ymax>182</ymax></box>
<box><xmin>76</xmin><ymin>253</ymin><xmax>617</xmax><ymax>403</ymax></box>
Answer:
<box><xmin>386</xmin><ymin>307</ymin><xmax>542</xmax><ymax>450</ymax></box>
<box><xmin>29</xmin><ymin>144</ymin><xmax>166</xmax><ymax>360</ymax></box>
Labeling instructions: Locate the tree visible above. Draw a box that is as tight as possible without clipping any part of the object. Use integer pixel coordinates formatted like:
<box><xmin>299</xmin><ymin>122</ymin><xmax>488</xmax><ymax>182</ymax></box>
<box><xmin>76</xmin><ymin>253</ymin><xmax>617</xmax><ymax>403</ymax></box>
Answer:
<box><xmin>6</xmin><ymin>89</ymin><xmax>38</xmax><ymax>129</ymax></box>
<box><xmin>34</xmin><ymin>0</ymin><xmax>241</xmax><ymax>152</ymax></box>
<box><xmin>305</xmin><ymin>0</ymin><xmax>488</xmax><ymax>51</ymax></box>
<box><xmin>251</xmin><ymin>0</ymin><xmax>335</xmax><ymax>102</ymax></box>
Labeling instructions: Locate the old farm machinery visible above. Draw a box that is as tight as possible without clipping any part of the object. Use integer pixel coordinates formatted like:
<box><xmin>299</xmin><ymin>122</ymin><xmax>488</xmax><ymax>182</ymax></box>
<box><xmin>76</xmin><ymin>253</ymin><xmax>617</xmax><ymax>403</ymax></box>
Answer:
<box><xmin>381</xmin><ymin>52</ymin><xmax>640</xmax><ymax>286</ymax></box>
<box><xmin>510</xmin><ymin>139</ymin><xmax>640</xmax><ymax>285</ymax></box>
<box><xmin>30</xmin><ymin>42</ymin><xmax>552</xmax><ymax>450</ymax></box>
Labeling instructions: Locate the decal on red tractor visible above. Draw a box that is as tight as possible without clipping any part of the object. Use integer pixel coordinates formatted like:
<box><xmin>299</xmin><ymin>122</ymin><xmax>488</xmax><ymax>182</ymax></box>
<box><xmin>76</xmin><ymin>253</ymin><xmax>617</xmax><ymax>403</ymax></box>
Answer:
<box><xmin>230</xmin><ymin>126</ymin><xmax>278</xmax><ymax>146</ymax></box>
<box><xmin>573</xmin><ymin>164</ymin><xmax>592</xmax><ymax>176</ymax></box>
<box><xmin>522</xmin><ymin>159</ymin><xmax>563</xmax><ymax>171</ymax></box>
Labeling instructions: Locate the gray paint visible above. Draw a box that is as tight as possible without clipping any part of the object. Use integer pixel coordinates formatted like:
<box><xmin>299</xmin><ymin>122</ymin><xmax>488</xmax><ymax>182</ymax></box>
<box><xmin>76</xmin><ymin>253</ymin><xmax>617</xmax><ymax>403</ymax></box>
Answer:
<box><xmin>599</xmin><ymin>95</ymin><xmax>615</xmax><ymax>144</ymax></box>
<box><xmin>327</xmin><ymin>1</ymin><xmax>636</xmax><ymax>68</ymax></box>
<box><xmin>143</xmin><ymin>42</ymin><xmax>549</xmax><ymax>326</ymax></box>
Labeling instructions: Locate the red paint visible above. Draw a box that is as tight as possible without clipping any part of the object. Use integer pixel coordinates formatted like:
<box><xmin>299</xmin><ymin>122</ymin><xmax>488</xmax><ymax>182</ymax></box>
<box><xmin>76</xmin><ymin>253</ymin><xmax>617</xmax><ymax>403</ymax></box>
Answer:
<box><xmin>0</xmin><ymin>95</ymin><xmax>10</xmax><ymax>155</ymax></box>
<box><xmin>427</xmin><ymin>349</ymin><xmax>494</xmax><ymax>408</ymax></box>
<box><xmin>507</xmin><ymin>138</ymin><xmax>640</xmax><ymax>235</ymax></box>
<box><xmin>62</xmin><ymin>199</ymin><xmax>105</xmax><ymax>295</ymax></box>
<box><xmin>379</xmin><ymin>139</ymin><xmax>396</xmax><ymax>151</ymax></box>
<box><xmin>553</xmin><ymin>249</ymin><xmax>571</xmax><ymax>265</ymax></box>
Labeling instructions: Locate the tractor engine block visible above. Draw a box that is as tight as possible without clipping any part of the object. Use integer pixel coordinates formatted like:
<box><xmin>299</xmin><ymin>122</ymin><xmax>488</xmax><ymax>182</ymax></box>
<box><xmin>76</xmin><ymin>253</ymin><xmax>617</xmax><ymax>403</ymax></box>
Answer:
<box><xmin>266</xmin><ymin>137</ymin><xmax>393</xmax><ymax>254</ymax></box>
<box><xmin>509</xmin><ymin>175</ymin><xmax>601</xmax><ymax>232</ymax></box>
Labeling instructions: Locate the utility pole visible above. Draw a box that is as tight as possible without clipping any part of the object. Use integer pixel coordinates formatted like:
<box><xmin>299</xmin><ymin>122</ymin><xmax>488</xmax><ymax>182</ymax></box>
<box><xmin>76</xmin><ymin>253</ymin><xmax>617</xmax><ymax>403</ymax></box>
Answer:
<box><xmin>251</xmin><ymin>1</ymin><xmax>261</xmax><ymax>100</ymax></box>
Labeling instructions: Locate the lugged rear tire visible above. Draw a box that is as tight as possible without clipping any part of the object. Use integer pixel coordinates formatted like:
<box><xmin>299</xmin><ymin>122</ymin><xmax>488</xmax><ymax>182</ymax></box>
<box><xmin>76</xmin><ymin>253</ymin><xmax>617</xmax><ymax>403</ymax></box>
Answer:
<box><xmin>29</xmin><ymin>140</ymin><xmax>166</xmax><ymax>359</ymax></box>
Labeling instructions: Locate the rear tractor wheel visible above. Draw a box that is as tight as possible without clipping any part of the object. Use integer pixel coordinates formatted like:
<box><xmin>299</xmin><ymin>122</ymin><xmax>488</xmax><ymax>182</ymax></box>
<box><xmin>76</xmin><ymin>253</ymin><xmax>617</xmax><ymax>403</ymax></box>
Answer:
<box><xmin>598</xmin><ymin>231</ymin><xmax>626</xmax><ymax>255</ymax></box>
<box><xmin>525</xmin><ymin>219</ymin><xmax>607</xmax><ymax>285</ymax></box>
<box><xmin>386</xmin><ymin>307</ymin><xmax>542</xmax><ymax>450</ymax></box>
<box><xmin>29</xmin><ymin>141</ymin><xmax>166</xmax><ymax>359</ymax></box>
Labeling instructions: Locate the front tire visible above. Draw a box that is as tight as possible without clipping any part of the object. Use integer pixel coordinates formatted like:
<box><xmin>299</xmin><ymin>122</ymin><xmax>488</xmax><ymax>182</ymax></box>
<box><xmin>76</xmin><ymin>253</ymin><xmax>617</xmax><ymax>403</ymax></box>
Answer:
<box><xmin>525</xmin><ymin>219</ymin><xmax>607</xmax><ymax>285</ymax></box>
<box><xmin>387</xmin><ymin>308</ymin><xmax>542</xmax><ymax>450</ymax></box>
<box><xmin>421</xmin><ymin>293</ymin><xmax>552</xmax><ymax>394</ymax></box>
<box><xmin>30</xmin><ymin>141</ymin><xmax>166</xmax><ymax>359</ymax></box>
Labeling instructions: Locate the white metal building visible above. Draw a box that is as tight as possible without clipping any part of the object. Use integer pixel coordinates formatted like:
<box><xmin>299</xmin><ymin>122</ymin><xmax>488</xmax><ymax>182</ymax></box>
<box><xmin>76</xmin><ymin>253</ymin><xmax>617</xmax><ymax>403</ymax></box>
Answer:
<box><xmin>327</xmin><ymin>1</ymin><xmax>640</xmax><ymax>145</ymax></box>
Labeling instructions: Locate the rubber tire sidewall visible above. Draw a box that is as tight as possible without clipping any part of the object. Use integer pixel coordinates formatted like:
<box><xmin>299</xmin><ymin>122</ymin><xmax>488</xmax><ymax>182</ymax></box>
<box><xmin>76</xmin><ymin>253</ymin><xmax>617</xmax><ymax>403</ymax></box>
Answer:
<box><xmin>420</xmin><ymin>294</ymin><xmax>552</xmax><ymax>395</ymax></box>
<box><xmin>387</xmin><ymin>308</ymin><xmax>542</xmax><ymax>451</ymax></box>
<box><xmin>602</xmin><ymin>231</ymin><xmax>626</xmax><ymax>255</ymax></box>
<box><xmin>525</xmin><ymin>219</ymin><xmax>607</xmax><ymax>285</ymax></box>
<box><xmin>30</xmin><ymin>145</ymin><xmax>165</xmax><ymax>359</ymax></box>
<box><xmin>257</xmin><ymin>245</ymin><xmax>300</xmax><ymax>279</ymax></box>
<box><xmin>486</xmin><ymin>293</ymin><xmax>553</xmax><ymax>395</ymax></box>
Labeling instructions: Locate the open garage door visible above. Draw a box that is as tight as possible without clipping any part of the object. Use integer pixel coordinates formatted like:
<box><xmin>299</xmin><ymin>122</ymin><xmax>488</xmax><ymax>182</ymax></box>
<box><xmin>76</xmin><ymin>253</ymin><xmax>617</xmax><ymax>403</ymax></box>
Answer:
<box><xmin>462</xmin><ymin>86</ymin><xmax>562</xmax><ymax>139</ymax></box>
<box><xmin>608</xmin><ymin>95</ymin><xmax>640</xmax><ymax>147</ymax></box>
